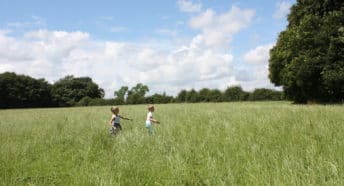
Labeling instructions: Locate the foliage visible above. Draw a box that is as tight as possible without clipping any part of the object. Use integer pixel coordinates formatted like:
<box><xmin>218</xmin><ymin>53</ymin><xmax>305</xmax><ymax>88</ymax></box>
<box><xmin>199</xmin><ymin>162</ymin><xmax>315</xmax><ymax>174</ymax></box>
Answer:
<box><xmin>75</xmin><ymin>96</ymin><xmax>93</xmax><ymax>106</ymax></box>
<box><xmin>222</xmin><ymin>86</ymin><xmax>249</xmax><ymax>101</ymax></box>
<box><xmin>176</xmin><ymin>90</ymin><xmax>187</xmax><ymax>103</ymax></box>
<box><xmin>197</xmin><ymin>88</ymin><xmax>222</xmax><ymax>102</ymax></box>
<box><xmin>51</xmin><ymin>75</ymin><xmax>104</xmax><ymax>106</ymax></box>
<box><xmin>269</xmin><ymin>0</ymin><xmax>344</xmax><ymax>103</ymax></box>
<box><xmin>114</xmin><ymin>86</ymin><xmax>128</xmax><ymax>104</ymax></box>
<box><xmin>248</xmin><ymin>88</ymin><xmax>284</xmax><ymax>101</ymax></box>
<box><xmin>0</xmin><ymin>72</ymin><xmax>53</xmax><ymax>108</ymax></box>
<box><xmin>198</xmin><ymin>88</ymin><xmax>211</xmax><ymax>102</ymax></box>
<box><xmin>186</xmin><ymin>89</ymin><xmax>199</xmax><ymax>103</ymax></box>
<box><xmin>126</xmin><ymin>83</ymin><xmax>149</xmax><ymax>104</ymax></box>
<box><xmin>1</xmin><ymin>72</ymin><xmax>287</xmax><ymax>108</ymax></box>
<box><xmin>208</xmin><ymin>89</ymin><xmax>223</xmax><ymax>102</ymax></box>
<box><xmin>145</xmin><ymin>93</ymin><xmax>174</xmax><ymax>104</ymax></box>
<box><xmin>76</xmin><ymin>97</ymin><xmax>125</xmax><ymax>107</ymax></box>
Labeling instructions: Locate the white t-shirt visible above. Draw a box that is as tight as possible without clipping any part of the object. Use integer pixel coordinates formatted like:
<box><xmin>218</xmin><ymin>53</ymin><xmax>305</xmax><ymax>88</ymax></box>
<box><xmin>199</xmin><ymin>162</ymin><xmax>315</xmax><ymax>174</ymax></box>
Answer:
<box><xmin>146</xmin><ymin>112</ymin><xmax>153</xmax><ymax>123</ymax></box>
<box><xmin>112</xmin><ymin>114</ymin><xmax>121</xmax><ymax>124</ymax></box>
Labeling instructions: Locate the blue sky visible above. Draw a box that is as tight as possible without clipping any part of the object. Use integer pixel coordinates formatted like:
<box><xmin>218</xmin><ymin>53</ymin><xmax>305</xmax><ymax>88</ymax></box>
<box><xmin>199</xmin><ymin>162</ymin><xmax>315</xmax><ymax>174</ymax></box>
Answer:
<box><xmin>0</xmin><ymin>0</ymin><xmax>295</xmax><ymax>97</ymax></box>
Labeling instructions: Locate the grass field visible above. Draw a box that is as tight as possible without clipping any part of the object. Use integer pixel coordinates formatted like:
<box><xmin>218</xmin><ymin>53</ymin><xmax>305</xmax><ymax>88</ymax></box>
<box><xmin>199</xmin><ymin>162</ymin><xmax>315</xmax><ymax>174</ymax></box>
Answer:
<box><xmin>0</xmin><ymin>102</ymin><xmax>343</xmax><ymax>185</ymax></box>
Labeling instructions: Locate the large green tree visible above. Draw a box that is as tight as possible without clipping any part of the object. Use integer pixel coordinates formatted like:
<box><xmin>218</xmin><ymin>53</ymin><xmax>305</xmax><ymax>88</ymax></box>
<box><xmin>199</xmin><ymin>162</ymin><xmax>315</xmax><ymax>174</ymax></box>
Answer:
<box><xmin>126</xmin><ymin>83</ymin><xmax>149</xmax><ymax>104</ymax></box>
<box><xmin>222</xmin><ymin>86</ymin><xmax>248</xmax><ymax>101</ymax></box>
<box><xmin>269</xmin><ymin>0</ymin><xmax>344</xmax><ymax>103</ymax></box>
<box><xmin>208</xmin><ymin>89</ymin><xmax>222</xmax><ymax>102</ymax></box>
<box><xmin>186</xmin><ymin>89</ymin><xmax>199</xmax><ymax>103</ymax></box>
<box><xmin>197</xmin><ymin>88</ymin><xmax>223</xmax><ymax>102</ymax></box>
<box><xmin>198</xmin><ymin>88</ymin><xmax>211</xmax><ymax>102</ymax></box>
<box><xmin>176</xmin><ymin>90</ymin><xmax>187</xmax><ymax>103</ymax></box>
<box><xmin>114</xmin><ymin>86</ymin><xmax>129</xmax><ymax>104</ymax></box>
<box><xmin>51</xmin><ymin>75</ymin><xmax>104</xmax><ymax>106</ymax></box>
<box><xmin>0</xmin><ymin>72</ymin><xmax>53</xmax><ymax>108</ymax></box>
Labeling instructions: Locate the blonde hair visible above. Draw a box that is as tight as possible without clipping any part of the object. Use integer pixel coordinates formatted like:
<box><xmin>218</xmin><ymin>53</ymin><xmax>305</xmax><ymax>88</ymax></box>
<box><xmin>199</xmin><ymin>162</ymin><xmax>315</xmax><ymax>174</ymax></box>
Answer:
<box><xmin>111</xmin><ymin>106</ymin><xmax>119</xmax><ymax>113</ymax></box>
<box><xmin>148</xmin><ymin>105</ymin><xmax>154</xmax><ymax>111</ymax></box>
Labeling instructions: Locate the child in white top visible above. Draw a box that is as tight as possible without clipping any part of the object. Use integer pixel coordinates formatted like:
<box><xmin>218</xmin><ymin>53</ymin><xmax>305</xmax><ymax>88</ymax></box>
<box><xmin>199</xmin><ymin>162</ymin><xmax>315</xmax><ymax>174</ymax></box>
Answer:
<box><xmin>145</xmin><ymin>105</ymin><xmax>160</xmax><ymax>135</ymax></box>
<box><xmin>109</xmin><ymin>106</ymin><xmax>132</xmax><ymax>135</ymax></box>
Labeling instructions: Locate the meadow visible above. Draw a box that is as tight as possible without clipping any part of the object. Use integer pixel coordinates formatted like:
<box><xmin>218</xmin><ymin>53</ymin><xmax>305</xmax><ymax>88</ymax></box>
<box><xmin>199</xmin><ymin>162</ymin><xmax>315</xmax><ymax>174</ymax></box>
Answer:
<box><xmin>0</xmin><ymin>102</ymin><xmax>343</xmax><ymax>185</ymax></box>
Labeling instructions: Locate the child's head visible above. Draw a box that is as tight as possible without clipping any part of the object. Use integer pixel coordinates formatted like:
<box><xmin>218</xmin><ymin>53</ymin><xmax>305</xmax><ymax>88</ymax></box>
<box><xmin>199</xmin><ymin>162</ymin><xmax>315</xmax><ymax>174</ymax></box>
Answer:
<box><xmin>111</xmin><ymin>106</ymin><xmax>119</xmax><ymax>114</ymax></box>
<box><xmin>148</xmin><ymin>105</ymin><xmax>155</xmax><ymax>112</ymax></box>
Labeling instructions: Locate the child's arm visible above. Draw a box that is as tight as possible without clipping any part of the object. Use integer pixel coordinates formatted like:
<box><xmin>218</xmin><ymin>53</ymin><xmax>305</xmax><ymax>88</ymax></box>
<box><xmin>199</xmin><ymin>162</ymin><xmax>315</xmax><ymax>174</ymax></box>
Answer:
<box><xmin>109</xmin><ymin>115</ymin><xmax>115</xmax><ymax>125</ymax></box>
<box><xmin>150</xmin><ymin>118</ymin><xmax>160</xmax><ymax>124</ymax></box>
<box><xmin>120</xmin><ymin>115</ymin><xmax>132</xmax><ymax>121</ymax></box>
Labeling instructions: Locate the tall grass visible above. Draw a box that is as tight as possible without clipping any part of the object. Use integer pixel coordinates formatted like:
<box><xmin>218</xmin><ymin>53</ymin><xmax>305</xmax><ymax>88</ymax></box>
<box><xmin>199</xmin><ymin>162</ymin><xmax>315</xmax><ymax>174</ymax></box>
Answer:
<box><xmin>0</xmin><ymin>102</ymin><xmax>343</xmax><ymax>185</ymax></box>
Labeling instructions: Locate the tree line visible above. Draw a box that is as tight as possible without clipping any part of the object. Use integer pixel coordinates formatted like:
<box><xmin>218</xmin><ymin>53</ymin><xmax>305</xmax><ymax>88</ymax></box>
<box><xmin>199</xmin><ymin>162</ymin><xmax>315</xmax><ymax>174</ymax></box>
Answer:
<box><xmin>0</xmin><ymin>72</ymin><xmax>284</xmax><ymax>108</ymax></box>
<box><xmin>0</xmin><ymin>72</ymin><xmax>104</xmax><ymax>108</ymax></box>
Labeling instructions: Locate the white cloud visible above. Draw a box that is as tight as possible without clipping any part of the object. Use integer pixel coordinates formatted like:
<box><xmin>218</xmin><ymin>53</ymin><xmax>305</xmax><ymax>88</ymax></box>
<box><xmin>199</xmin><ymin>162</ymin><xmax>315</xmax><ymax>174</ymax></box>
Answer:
<box><xmin>0</xmin><ymin>63</ymin><xmax>14</xmax><ymax>72</ymax></box>
<box><xmin>243</xmin><ymin>44</ymin><xmax>274</xmax><ymax>64</ymax></box>
<box><xmin>177</xmin><ymin>0</ymin><xmax>202</xmax><ymax>13</ymax></box>
<box><xmin>0</xmin><ymin>5</ymin><xmax>278</xmax><ymax>97</ymax></box>
<box><xmin>240</xmin><ymin>43</ymin><xmax>276</xmax><ymax>90</ymax></box>
<box><xmin>189</xmin><ymin>6</ymin><xmax>255</xmax><ymax>47</ymax></box>
<box><xmin>0</xmin><ymin>30</ymin><xmax>237</xmax><ymax>97</ymax></box>
<box><xmin>0</xmin><ymin>30</ymin><xmax>90</xmax><ymax>80</ymax></box>
<box><xmin>274</xmin><ymin>1</ymin><xmax>292</xmax><ymax>19</ymax></box>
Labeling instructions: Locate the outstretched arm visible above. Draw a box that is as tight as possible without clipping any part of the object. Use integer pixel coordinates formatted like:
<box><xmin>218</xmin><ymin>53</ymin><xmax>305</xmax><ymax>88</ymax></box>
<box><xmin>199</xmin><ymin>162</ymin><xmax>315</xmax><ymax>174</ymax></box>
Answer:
<box><xmin>150</xmin><ymin>118</ymin><xmax>160</xmax><ymax>124</ymax></box>
<box><xmin>120</xmin><ymin>115</ymin><xmax>132</xmax><ymax>121</ymax></box>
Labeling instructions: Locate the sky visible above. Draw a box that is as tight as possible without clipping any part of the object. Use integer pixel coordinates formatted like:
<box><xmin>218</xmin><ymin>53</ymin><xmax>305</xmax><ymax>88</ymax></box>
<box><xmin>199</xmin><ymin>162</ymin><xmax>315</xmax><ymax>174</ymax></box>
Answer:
<box><xmin>0</xmin><ymin>0</ymin><xmax>295</xmax><ymax>97</ymax></box>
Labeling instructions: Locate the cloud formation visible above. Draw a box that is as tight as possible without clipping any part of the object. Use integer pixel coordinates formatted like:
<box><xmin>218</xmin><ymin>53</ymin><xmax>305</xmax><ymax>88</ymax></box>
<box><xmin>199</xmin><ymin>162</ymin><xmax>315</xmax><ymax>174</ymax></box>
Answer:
<box><xmin>241</xmin><ymin>43</ymin><xmax>276</xmax><ymax>90</ymax></box>
<box><xmin>0</xmin><ymin>5</ymin><xmax>278</xmax><ymax>97</ymax></box>
<box><xmin>243</xmin><ymin>44</ymin><xmax>274</xmax><ymax>64</ymax></box>
<box><xmin>0</xmin><ymin>29</ymin><xmax>236</xmax><ymax>97</ymax></box>
<box><xmin>274</xmin><ymin>1</ymin><xmax>292</xmax><ymax>19</ymax></box>
<box><xmin>189</xmin><ymin>6</ymin><xmax>255</xmax><ymax>47</ymax></box>
<box><xmin>177</xmin><ymin>0</ymin><xmax>202</xmax><ymax>13</ymax></box>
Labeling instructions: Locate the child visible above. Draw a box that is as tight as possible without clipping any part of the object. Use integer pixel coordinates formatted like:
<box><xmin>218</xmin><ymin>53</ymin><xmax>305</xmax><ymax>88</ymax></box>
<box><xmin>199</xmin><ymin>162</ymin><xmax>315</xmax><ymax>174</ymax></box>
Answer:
<box><xmin>145</xmin><ymin>105</ymin><xmax>160</xmax><ymax>135</ymax></box>
<box><xmin>109</xmin><ymin>106</ymin><xmax>132</xmax><ymax>135</ymax></box>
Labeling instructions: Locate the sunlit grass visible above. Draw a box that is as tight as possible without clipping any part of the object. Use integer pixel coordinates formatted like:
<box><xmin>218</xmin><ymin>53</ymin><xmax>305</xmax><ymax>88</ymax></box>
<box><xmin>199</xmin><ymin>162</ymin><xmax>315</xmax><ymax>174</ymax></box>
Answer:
<box><xmin>0</xmin><ymin>102</ymin><xmax>343</xmax><ymax>185</ymax></box>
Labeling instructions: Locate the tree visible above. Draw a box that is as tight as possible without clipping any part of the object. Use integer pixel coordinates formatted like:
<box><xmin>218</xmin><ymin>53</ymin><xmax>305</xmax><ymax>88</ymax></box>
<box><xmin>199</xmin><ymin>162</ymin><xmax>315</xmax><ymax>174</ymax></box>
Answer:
<box><xmin>269</xmin><ymin>0</ymin><xmax>344</xmax><ymax>103</ymax></box>
<box><xmin>0</xmin><ymin>72</ymin><xmax>53</xmax><ymax>108</ymax></box>
<box><xmin>126</xmin><ymin>83</ymin><xmax>149</xmax><ymax>104</ymax></box>
<box><xmin>186</xmin><ymin>89</ymin><xmax>199</xmax><ymax>103</ymax></box>
<box><xmin>114</xmin><ymin>86</ymin><xmax>128</xmax><ymax>104</ymax></box>
<box><xmin>51</xmin><ymin>75</ymin><xmax>104</xmax><ymax>106</ymax></box>
<box><xmin>222</xmin><ymin>86</ymin><xmax>248</xmax><ymax>101</ymax></box>
<box><xmin>76</xmin><ymin>97</ymin><xmax>122</xmax><ymax>106</ymax></box>
<box><xmin>176</xmin><ymin>90</ymin><xmax>187</xmax><ymax>103</ymax></box>
<box><xmin>76</xmin><ymin>96</ymin><xmax>93</xmax><ymax>106</ymax></box>
<box><xmin>248</xmin><ymin>88</ymin><xmax>284</xmax><ymax>101</ymax></box>
<box><xmin>145</xmin><ymin>92</ymin><xmax>173</xmax><ymax>104</ymax></box>
<box><xmin>198</xmin><ymin>88</ymin><xmax>211</xmax><ymax>102</ymax></box>
<box><xmin>208</xmin><ymin>89</ymin><xmax>222</xmax><ymax>102</ymax></box>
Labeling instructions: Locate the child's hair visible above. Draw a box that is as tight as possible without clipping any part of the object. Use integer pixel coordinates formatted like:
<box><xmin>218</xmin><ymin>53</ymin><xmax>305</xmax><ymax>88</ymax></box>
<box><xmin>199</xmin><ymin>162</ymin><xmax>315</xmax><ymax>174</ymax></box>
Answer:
<box><xmin>111</xmin><ymin>106</ymin><xmax>119</xmax><ymax>113</ymax></box>
<box><xmin>148</xmin><ymin>105</ymin><xmax>154</xmax><ymax>111</ymax></box>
